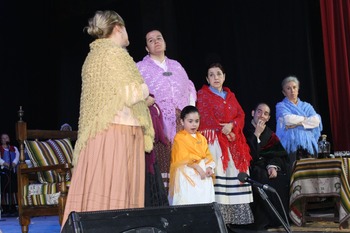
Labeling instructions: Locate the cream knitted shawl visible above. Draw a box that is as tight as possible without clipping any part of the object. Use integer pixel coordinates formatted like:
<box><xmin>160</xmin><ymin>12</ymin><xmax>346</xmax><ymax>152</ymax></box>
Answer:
<box><xmin>73</xmin><ymin>38</ymin><xmax>154</xmax><ymax>166</ymax></box>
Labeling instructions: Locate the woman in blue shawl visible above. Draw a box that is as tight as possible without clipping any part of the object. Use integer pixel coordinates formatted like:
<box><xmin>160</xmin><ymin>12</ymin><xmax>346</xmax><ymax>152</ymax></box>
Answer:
<box><xmin>276</xmin><ymin>76</ymin><xmax>322</xmax><ymax>168</ymax></box>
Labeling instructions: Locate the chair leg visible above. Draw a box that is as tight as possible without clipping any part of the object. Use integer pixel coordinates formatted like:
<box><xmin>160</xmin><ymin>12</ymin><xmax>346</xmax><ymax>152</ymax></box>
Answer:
<box><xmin>19</xmin><ymin>215</ymin><xmax>30</xmax><ymax>233</ymax></box>
<box><xmin>58</xmin><ymin>171</ymin><xmax>68</xmax><ymax>226</ymax></box>
<box><xmin>301</xmin><ymin>197</ymin><xmax>307</xmax><ymax>226</ymax></box>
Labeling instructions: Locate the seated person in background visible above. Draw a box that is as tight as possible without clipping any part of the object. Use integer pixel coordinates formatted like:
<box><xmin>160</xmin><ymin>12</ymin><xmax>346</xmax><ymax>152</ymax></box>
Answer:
<box><xmin>60</xmin><ymin>123</ymin><xmax>72</xmax><ymax>131</ymax></box>
<box><xmin>243</xmin><ymin>103</ymin><xmax>290</xmax><ymax>230</ymax></box>
<box><xmin>0</xmin><ymin>133</ymin><xmax>19</xmax><ymax>216</ymax></box>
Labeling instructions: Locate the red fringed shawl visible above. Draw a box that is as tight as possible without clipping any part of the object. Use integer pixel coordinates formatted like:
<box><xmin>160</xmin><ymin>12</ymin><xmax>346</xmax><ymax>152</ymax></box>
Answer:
<box><xmin>197</xmin><ymin>85</ymin><xmax>251</xmax><ymax>172</ymax></box>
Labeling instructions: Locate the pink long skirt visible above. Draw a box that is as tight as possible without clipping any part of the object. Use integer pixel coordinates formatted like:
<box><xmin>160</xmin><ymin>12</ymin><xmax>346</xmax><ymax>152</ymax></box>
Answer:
<box><xmin>62</xmin><ymin>124</ymin><xmax>145</xmax><ymax>227</ymax></box>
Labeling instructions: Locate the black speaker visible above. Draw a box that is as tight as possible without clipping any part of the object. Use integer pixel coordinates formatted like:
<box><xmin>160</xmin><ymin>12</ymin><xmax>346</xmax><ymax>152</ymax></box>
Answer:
<box><xmin>62</xmin><ymin>202</ymin><xmax>227</xmax><ymax>233</ymax></box>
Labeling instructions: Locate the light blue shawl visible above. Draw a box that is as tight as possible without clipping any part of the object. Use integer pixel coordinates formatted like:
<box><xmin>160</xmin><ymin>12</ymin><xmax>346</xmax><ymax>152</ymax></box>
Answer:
<box><xmin>276</xmin><ymin>97</ymin><xmax>322</xmax><ymax>155</ymax></box>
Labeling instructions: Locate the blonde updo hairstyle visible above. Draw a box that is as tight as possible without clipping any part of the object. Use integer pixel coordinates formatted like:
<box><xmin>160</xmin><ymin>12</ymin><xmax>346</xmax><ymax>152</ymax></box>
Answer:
<box><xmin>84</xmin><ymin>10</ymin><xmax>125</xmax><ymax>39</ymax></box>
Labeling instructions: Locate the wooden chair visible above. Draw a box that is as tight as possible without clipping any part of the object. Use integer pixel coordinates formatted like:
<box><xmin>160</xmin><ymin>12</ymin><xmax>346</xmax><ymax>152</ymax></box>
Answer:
<box><xmin>15</xmin><ymin>107</ymin><xmax>77</xmax><ymax>233</ymax></box>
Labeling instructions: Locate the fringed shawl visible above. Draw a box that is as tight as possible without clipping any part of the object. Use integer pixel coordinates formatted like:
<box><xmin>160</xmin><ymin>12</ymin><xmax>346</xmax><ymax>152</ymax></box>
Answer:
<box><xmin>276</xmin><ymin>97</ymin><xmax>322</xmax><ymax>155</ymax></box>
<box><xmin>73</xmin><ymin>39</ymin><xmax>154</xmax><ymax>166</ymax></box>
<box><xmin>197</xmin><ymin>85</ymin><xmax>251</xmax><ymax>172</ymax></box>
<box><xmin>168</xmin><ymin>130</ymin><xmax>214</xmax><ymax>198</ymax></box>
<box><xmin>137</xmin><ymin>55</ymin><xmax>197</xmax><ymax>142</ymax></box>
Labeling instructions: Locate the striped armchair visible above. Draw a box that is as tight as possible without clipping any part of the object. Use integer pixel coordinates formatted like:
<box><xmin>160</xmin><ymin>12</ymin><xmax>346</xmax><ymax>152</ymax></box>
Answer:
<box><xmin>15</xmin><ymin>107</ymin><xmax>77</xmax><ymax>233</ymax></box>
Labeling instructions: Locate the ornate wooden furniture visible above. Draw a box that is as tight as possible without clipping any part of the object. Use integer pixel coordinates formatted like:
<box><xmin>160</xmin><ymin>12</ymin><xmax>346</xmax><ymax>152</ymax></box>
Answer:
<box><xmin>15</xmin><ymin>107</ymin><xmax>77</xmax><ymax>233</ymax></box>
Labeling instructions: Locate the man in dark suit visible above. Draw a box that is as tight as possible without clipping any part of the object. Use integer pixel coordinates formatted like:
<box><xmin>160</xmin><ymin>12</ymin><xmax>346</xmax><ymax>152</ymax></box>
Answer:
<box><xmin>244</xmin><ymin>103</ymin><xmax>290</xmax><ymax>230</ymax></box>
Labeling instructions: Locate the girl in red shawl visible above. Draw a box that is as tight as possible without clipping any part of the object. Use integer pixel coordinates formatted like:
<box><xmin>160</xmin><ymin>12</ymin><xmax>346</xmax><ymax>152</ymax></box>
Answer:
<box><xmin>197</xmin><ymin>63</ymin><xmax>254</xmax><ymax>227</ymax></box>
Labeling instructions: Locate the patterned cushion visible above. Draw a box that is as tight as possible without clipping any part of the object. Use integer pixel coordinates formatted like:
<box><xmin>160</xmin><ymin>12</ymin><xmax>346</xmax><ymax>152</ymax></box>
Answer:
<box><xmin>23</xmin><ymin>183</ymin><xmax>60</xmax><ymax>206</ymax></box>
<box><xmin>21</xmin><ymin>181</ymin><xmax>71</xmax><ymax>206</ymax></box>
<box><xmin>24</xmin><ymin>138</ymin><xmax>73</xmax><ymax>183</ymax></box>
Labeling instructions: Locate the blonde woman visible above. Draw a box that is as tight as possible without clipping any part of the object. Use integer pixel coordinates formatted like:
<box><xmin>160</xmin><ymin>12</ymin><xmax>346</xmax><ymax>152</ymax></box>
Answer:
<box><xmin>62</xmin><ymin>10</ymin><xmax>154</xmax><ymax>227</ymax></box>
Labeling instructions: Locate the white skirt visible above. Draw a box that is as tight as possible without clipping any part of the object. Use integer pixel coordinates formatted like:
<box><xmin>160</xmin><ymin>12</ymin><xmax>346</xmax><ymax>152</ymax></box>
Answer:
<box><xmin>169</xmin><ymin>159</ymin><xmax>215</xmax><ymax>205</ymax></box>
<box><xmin>209</xmin><ymin>139</ymin><xmax>253</xmax><ymax>205</ymax></box>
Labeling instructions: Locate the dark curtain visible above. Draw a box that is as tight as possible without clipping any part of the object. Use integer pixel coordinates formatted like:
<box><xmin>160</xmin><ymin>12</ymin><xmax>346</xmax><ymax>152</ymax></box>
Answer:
<box><xmin>320</xmin><ymin>0</ymin><xmax>350</xmax><ymax>151</ymax></box>
<box><xmin>0</xmin><ymin>0</ymin><xmax>332</xmax><ymax>145</ymax></box>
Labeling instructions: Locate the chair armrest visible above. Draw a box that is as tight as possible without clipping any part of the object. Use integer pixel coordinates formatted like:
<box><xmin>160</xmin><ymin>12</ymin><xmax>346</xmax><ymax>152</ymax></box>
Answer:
<box><xmin>19</xmin><ymin>163</ymin><xmax>73</xmax><ymax>174</ymax></box>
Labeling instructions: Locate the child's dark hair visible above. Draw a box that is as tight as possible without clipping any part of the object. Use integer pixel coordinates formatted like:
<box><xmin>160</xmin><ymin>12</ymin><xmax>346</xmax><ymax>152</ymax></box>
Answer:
<box><xmin>180</xmin><ymin>105</ymin><xmax>199</xmax><ymax>120</ymax></box>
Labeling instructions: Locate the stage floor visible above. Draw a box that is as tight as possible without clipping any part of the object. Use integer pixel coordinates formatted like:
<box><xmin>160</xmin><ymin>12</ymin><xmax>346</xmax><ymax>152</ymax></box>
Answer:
<box><xmin>0</xmin><ymin>216</ymin><xmax>348</xmax><ymax>233</ymax></box>
<box><xmin>0</xmin><ymin>216</ymin><xmax>60</xmax><ymax>233</ymax></box>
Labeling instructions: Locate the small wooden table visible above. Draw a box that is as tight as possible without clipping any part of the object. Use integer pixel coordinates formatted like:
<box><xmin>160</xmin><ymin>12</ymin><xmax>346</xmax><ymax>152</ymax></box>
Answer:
<box><xmin>289</xmin><ymin>158</ymin><xmax>350</xmax><ymax>229</ymax></box>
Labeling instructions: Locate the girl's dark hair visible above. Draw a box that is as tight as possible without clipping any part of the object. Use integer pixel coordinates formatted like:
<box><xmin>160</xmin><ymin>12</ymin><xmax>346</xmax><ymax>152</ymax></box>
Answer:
<box><xmin>180</xmin><ymin>105</ymin><xmax>199</xmax><ymax>120</ymax></box>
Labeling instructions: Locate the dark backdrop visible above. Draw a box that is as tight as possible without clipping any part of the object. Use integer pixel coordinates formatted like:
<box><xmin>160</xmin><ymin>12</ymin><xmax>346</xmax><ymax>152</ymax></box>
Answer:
<box><xmin>0</xmin><ymin>0</ymin><xmax>330</xmax><ymax>146</ymax></box>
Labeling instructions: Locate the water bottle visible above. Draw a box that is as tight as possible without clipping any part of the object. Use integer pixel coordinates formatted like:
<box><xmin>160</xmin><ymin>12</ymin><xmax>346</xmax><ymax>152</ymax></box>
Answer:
<box><xmin>318</xmin><ymin>134</ymin><xmax>330</xmax><ymax>159</ymax></box>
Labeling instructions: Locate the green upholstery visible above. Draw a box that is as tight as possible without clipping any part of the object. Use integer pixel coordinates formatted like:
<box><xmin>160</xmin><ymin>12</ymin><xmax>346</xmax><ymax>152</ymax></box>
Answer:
<box><xmin>23</xmin><ymin>138</ymin><xmax>73</xmax><ymax>206</ymax></box>
<box><xmin>22</xmin><ymin>183</ymin><xmax>60</xmax><ymax>206</ymax></box>
<box><xmin>24</xmin><ymin>138</ymin><xmax>73</xmax><ymax>183</ymax></box>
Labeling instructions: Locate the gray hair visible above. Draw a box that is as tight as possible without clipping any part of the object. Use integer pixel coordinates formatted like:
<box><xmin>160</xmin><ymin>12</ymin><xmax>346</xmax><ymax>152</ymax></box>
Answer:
<box><xmin>84</xmin><ymin>10</ymin><xmax>125</xmax><ymax>39</ymax></box>
<box><xmin>281</xmin><ymin>75</ymin><xmax>300</xmax><ymax>89</ymax></box>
